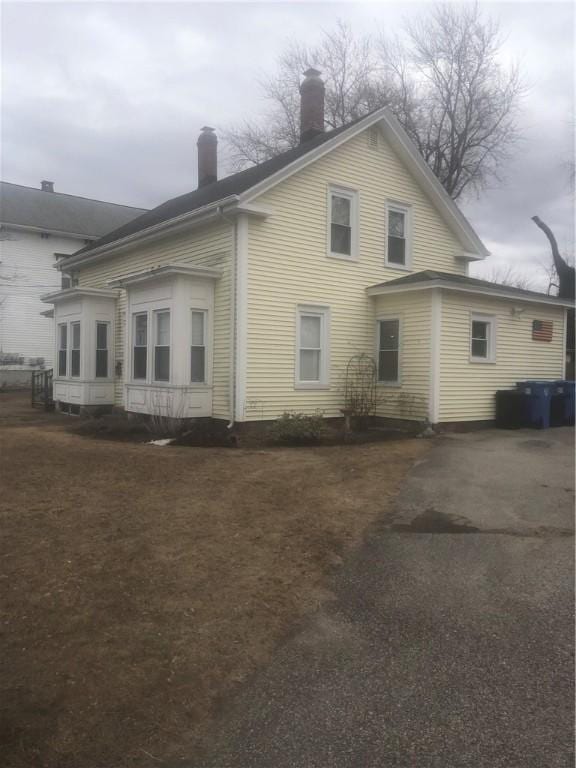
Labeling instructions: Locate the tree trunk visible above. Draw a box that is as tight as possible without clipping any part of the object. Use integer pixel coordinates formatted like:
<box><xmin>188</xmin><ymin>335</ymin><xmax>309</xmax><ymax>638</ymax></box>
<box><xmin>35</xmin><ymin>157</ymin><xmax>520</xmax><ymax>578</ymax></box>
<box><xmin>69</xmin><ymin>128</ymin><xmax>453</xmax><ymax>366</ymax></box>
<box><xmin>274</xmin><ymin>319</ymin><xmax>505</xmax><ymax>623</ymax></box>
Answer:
<box><xmin>531</xmin><ymin>216</ymin><xmax>575</xmax><ymax>300</ymax></box>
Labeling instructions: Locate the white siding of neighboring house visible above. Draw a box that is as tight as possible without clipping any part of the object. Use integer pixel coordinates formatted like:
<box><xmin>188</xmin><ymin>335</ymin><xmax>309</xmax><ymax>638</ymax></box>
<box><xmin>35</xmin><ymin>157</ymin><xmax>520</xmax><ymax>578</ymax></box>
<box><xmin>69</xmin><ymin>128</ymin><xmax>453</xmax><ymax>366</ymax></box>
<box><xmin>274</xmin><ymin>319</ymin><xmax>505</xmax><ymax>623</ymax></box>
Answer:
<box><xmin>438</xmin><ymin>291</ymin><xmax>566</xmax><ymax>422</ymax></box>
<box><xmin>243</xmin><ymin>127</ymin><xmax>467</xmax><ymax>421</ymax></box>
<box><xmin>78</xmin><ymin>220</ymin><xmax>233</xmax><ymax>419</ymax></box>
<box><xmin>0</xmin><ymin>227</ymin><xmax>85</xmax><ymax>367</ymax></box>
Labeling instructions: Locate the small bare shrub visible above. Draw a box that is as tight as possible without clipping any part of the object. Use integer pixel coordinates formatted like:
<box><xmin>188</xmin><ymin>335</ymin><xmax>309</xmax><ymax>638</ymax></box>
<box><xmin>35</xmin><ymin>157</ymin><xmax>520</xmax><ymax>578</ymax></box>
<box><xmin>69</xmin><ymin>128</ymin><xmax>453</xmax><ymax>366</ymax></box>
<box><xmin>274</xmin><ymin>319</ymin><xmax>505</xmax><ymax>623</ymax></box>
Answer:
<box><xmin>269</xmin><ymin>412</ymin><xmax>324</xmax><ymax>445</ymax></box>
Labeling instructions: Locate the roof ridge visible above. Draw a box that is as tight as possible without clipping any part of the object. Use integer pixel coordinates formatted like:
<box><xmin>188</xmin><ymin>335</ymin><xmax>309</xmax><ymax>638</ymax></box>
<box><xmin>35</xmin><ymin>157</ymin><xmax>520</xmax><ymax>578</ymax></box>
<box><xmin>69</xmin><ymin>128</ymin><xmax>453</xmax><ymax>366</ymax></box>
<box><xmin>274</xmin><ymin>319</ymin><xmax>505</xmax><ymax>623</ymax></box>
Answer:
<box><xmin>0</xmin><ymin>181</ymin><xmax>147</xmax><ymax>211</ymax></box>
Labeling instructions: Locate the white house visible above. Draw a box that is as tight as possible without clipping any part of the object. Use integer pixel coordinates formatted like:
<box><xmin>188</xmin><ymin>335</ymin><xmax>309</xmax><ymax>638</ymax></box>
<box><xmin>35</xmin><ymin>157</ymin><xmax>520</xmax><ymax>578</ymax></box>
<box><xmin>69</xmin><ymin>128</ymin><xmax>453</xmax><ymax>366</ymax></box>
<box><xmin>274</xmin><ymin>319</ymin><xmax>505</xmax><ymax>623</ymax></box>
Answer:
<box><xmin>0</xmin><ymin>181</ymin><xmax>146</xmax><ymax>384</ymax></box>
<box><xmin>43</xmin><ymin>71</ymin><xmax>573</xmax><ymax>427</ymax></box>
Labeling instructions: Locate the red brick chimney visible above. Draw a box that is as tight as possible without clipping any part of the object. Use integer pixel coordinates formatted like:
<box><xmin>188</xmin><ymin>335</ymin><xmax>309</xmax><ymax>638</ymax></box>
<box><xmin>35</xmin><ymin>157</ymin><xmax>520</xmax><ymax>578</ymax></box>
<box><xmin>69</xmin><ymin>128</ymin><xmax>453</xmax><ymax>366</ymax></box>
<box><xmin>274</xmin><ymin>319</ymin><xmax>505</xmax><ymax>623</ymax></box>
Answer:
<box><xmin>197</xmin><ymin>127</ymin><xmax>217</xmax><ymax>187</ymax></box>
<box><xmin>300</xmin><ymin>68</ymin><xmax>325</xmax><ymax>143</ymax></box>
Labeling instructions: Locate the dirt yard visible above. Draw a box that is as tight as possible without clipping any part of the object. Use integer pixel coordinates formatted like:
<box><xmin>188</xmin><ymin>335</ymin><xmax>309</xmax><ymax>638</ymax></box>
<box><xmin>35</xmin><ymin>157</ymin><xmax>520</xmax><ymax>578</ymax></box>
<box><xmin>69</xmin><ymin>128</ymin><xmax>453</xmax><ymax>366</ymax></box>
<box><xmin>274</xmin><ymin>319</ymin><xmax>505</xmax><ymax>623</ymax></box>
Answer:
<box><xmin>0</xmin><ymin>392</ymin><xmax>429</xmax><ymax>768</ymax></box>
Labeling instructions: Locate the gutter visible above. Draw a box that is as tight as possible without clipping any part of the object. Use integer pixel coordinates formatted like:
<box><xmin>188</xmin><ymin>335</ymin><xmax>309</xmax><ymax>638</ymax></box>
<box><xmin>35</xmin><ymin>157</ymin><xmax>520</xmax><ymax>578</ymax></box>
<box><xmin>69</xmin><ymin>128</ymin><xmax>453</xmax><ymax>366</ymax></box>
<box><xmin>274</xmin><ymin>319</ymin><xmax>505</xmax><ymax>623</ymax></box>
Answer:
<box><xmin>56</xmin><ymin>195</ymin><xmax>241</xmax><ymax>271</ymax></box>
<box><xmin>1</xmin><ymin>221</ymin><xmax>99</xmax><ymax>240</ymax></box>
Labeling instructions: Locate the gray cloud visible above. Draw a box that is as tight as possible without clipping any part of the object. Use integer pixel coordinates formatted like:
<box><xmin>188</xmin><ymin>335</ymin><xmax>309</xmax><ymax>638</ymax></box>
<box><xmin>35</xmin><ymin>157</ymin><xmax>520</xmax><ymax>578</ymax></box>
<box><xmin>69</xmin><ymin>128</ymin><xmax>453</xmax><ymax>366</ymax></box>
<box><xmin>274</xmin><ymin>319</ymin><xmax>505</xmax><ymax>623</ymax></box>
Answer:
<box><xmin>2</xmin><ymin>2</ymin><xmax>574</xmax><ymax>288</ymax></box>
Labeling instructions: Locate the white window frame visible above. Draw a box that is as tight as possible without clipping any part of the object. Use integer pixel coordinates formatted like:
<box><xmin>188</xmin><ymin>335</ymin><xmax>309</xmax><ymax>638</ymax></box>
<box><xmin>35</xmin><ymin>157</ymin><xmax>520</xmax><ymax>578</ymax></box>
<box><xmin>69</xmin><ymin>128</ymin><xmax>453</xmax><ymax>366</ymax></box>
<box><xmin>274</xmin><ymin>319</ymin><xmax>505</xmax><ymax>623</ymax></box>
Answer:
<box><xmin>295</xmin><ymin>305</ymin><xmax>330</xmax><ymax>389</ymax></box>
<box><xmin>70</xmin><ymin>321</ymin><xmax>81</xmax><ymax>378</ymax></box>
<box><xmin>95</xmin><ymin>321</ymin><xmax>111</xmax><ymax>379</ymax></box>
<box><xmin>327</xmin><ymin>185</ymin><xmax>359</xmax><ymax>261</ymax></box>
<box><xmin>385</xmin><ymin>201</ymin><xmax>412</xmax><ymax>271</ymax></box>
<box><xmin>132</xmin><ymin>312</ymin><xmax>149</xmax><ymax>382</ymax></box>
<box><xmin>153</xmin><ymin>309</ymin><xmax>171</xmax><ymax>383</ymax></box>
<box><xmin>190</xmin><ymin>309</ymin><xmax>208</xmax><ymax>385</ymax></box>
<box><xmin>376</xmin><ymin>316</ymin><xmax>402</xmax><ymax>386</ymax></box>
<box><xmin>470</xmin><ymin>313</ymin><xmax>496</xmax><ymax>363</ymax></box>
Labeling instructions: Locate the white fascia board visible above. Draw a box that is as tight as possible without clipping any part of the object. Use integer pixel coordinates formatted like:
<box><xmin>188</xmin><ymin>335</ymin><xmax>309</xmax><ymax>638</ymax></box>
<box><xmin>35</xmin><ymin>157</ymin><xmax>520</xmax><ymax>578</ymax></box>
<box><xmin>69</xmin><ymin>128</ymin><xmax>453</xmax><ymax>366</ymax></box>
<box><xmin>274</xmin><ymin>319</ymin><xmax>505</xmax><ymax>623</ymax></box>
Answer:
<box><xmin>56</xmin><ymin>195</ymin><xmax>241</xmax><ymax>271</ymax></box>
<box><xmin>366</xmin><ymin>280</ymin><xmax>575</xmax><ymax>308</ymax></box>
<box><xmin>239</xmin><ymin>107</ymin><xmax>488</xmax><ymax>260</ymax></box>
<box><xmin>41</xmin><ymin>286</ymin><xmax>119</xmax><ymax>304</ymax></box>
<box><xmin>107</xmin><ymin>264</ymin><xmax>222</xmax><ymax>288</ymax></box>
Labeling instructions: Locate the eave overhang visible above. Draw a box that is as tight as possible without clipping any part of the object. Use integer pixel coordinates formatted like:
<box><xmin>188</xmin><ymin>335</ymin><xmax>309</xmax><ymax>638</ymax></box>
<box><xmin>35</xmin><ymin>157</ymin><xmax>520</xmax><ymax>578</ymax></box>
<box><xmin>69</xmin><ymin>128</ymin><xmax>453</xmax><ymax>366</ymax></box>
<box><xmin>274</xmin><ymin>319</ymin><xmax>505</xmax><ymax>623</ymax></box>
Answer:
<box><xmin>107</xmin><ymin>264</ymin><xmax>222</xmax><ymax>289</ymax></box>
<box><xmin>366</xmin><ymin>279</ymin><xmax>575</xmax><ymax>308</ymax></box>
<box><xmin>40</xmin><ymin>287</ymin><xmax>119</xmax><ymax>304</ymax></box>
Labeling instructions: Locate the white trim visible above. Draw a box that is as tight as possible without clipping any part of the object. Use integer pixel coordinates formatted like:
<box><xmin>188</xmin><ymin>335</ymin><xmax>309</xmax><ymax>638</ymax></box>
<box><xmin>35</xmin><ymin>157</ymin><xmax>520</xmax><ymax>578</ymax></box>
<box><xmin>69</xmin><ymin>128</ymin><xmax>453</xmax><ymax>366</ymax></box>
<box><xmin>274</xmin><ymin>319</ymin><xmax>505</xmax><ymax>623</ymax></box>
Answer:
<box><xmin>375</xmin><ymin>315</ymin><xmax>402</xmax><ymax>386</ymax></box>
<box><xmin>41</xmin><ymin>286</ymin><xmax>118</xmax><ymax>303</ymax></box>
<box><xmin>327</xmin><ymin>184</ymin><xmax>359</xmax><ymax>261</ymax></box>
<box><xmin>429</xmin><ymin>289</ymin><xmax>442</xmax><ymax>424</ymax></box>
<box><xmin>108</xmin><ymin>264</ymin><xmax>221</xmax><ymax>288</ymax></box>
<box><xmin>385</xmin><ymin>200</ymin><xmax>412</xmax><ymax>270</ymax></box>
<box><xmin>470</xmin><ymin>312</ymin><xmax>496</xmax><ymax>363</ymax></box>
<box><xmin>562</xmin><ymin>308</ymin><xmax>568</xmax><ymax>379</ymax></box>
<box><xmin>295</xmin><ymin>304</ymin><xmax>331</xmax><ymax>389</ymax></box>
<box><xmin>235</xmin><ymin>214</ymin><xmax>249</xmax><ymax>420</ymax></box>
<box><xmin>0</xmin><ymin>221</ymin><xmax>99</xmax><ymax>240</ymax></box>
<box><xmin>366</xmin><ymin>279</ymin><xmax>575</xmax><ymax>308</ymax></box>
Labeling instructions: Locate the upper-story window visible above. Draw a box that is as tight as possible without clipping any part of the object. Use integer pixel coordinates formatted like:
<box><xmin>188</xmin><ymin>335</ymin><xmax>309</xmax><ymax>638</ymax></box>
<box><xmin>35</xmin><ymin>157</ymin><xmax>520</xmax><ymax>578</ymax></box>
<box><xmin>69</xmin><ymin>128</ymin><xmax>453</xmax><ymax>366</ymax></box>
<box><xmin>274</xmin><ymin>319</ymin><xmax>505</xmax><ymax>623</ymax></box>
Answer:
<box><xmin>386</xmin><ymin>202</ymin><xmax>412</xmax><ymax>269</ymax></box>
<box><xmin>328</xmin><ymin>186</ymin><xmax>358</xmax><ymax>260</ymax></box>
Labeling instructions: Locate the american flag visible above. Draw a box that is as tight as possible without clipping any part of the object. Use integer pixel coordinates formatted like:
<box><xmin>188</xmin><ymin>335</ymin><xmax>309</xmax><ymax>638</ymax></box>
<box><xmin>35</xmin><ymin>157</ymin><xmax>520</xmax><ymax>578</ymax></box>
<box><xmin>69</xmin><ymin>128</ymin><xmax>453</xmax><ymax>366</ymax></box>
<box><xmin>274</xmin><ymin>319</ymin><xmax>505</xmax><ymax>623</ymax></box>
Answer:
<box><xmin>532</xmin><ymin>320</ymin><xmax>553</xmax><ymax>342</ymax></box>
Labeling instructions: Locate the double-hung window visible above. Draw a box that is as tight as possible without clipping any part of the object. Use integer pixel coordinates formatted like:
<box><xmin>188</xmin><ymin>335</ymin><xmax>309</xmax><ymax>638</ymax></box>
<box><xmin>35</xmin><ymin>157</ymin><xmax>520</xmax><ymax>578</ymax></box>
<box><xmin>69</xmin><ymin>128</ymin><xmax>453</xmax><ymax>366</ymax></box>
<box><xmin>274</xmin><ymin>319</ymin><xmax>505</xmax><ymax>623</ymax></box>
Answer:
<box><xmin>58</xmin><ymin>324</ymin><xmax>67</xmax><ymax>377</ymax></box>
<box><xmin>154</xmin><ymin>310</ymin><xmax>170</xmax><ymax>382</ymax></box>
<box><xmin>191</xmin><ymin>310</ymin><xmax>207</xmax><ymax>383</ymax></box>
<box><xmin>328</xmin><ymin>186</ymin><xmax>357</xmax><ymax>259</ymax></box>
<box><xmin>296</xmin><ymin>306</ymin><xmax>329</xmax><ymax>387</ymax></box>
<box><xmin>377</xmin><ymin>318</ymin><xmax>401</xmax><ymax>384</ymax></box>
<box><xmin>96</xmin><ymin>322</ymin><xmax>109</xmax><ymax>378</ymax></box>
<box><xmin>70</xmin><ymin>322</ymin><xmax>81</xmax><ymax>377</ymax></box>
<box><xmin>470</xmin><ymin>314</ymin><xmax>496</xmax><ymax>362</ymax></box>
<box><xmin>133</xmin><ymin>313</ymin><xmax>148</xmax><ymax>380</ymax></box>
<box><xmin>386</xmin><ymin>203</ymin><xmax>411</xmax><ymax>268</ymax></box>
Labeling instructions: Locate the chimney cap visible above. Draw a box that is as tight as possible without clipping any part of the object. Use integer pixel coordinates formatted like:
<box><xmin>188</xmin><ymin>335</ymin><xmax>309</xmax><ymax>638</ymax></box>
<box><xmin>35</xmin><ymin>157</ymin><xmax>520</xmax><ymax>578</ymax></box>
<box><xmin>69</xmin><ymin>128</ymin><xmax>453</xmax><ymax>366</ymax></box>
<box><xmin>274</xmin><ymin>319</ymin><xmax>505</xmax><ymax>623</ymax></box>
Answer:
<box><xmin>41</xmin><ymin>180</ymin><xmax>54</xmax><ymax>192</ymax></box>
<box><xmin>303</xmin><ymin>67</ymin><xmax>322</xmax><ymax>78</ymax></box>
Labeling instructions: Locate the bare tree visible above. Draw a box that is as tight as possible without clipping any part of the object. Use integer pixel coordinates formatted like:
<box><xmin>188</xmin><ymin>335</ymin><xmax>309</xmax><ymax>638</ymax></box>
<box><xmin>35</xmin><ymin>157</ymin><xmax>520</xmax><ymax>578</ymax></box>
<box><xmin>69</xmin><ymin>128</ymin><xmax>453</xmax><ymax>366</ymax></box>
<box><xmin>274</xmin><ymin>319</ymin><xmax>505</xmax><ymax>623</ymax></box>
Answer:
<box><xmin>481</xmin><ymin>264</ymin><xmax>534</xmax><ymax>291</ymax></box>
<box><xmin>531</xmin><ymin>216</ymin><xmax>575</xmax><ymax>300</ymax></box>
<box><xmin>225</xmin><ymin>7</ymin><xmax>523</xmax><ymax>199</ymax></box>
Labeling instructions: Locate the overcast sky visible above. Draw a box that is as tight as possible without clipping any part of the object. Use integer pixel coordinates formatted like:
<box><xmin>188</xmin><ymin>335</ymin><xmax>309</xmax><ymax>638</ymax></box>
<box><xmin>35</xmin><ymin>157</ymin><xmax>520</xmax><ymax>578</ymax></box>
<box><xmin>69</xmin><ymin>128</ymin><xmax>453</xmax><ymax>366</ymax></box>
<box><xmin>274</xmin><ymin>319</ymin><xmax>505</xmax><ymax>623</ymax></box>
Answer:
<box><xmin>1</xmin><ymin>1</ymin><xmax>574</xmax><ymax>288</ymax></box>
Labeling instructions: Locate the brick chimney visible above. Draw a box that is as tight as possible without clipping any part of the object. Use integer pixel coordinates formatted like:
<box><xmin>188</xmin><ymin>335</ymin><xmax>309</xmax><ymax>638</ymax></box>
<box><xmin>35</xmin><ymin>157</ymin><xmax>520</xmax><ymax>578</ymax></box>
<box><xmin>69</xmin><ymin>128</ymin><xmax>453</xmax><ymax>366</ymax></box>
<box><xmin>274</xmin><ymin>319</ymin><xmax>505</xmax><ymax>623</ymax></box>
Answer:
<box><xmin>300</xmin><ymin>68</ymin><xmax>325</xmax><ymax>143</ymax></box>
<box><xmin>197</xmin><ymin>127</ymin><xmax>217</xmax><ymax>187</ymax></box>
<box><xmin>41</xmin><ymin>180</ymin><xmax>54</xmax><ymax>192</ymax></box>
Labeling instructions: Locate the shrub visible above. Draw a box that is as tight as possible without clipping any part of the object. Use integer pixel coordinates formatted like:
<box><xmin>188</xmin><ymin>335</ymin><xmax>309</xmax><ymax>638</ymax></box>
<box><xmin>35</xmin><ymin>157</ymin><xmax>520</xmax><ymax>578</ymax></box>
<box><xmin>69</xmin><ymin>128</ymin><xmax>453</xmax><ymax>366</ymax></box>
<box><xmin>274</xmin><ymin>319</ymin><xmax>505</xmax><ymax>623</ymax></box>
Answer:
<box><xmin>269</xmin><ymin>411</ymin><xmax>324</xmax><ymax>445</ymax></box>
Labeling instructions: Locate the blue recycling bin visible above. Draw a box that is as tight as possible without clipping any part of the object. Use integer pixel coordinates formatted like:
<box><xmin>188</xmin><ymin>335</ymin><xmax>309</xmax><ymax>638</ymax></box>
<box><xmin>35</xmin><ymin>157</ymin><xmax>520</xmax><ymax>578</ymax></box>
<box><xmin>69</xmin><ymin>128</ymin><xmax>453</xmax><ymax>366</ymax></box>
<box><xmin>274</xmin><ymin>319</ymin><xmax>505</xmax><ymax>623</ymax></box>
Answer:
<box><xmin>554</xmin><ymin>380</ymin><xmax>575</xmax><ymax>425</ymax></box>
<box><xmin>515</xmin><ymin>381</ymin><xmax>553</xmax><ymax>429</ymax></box>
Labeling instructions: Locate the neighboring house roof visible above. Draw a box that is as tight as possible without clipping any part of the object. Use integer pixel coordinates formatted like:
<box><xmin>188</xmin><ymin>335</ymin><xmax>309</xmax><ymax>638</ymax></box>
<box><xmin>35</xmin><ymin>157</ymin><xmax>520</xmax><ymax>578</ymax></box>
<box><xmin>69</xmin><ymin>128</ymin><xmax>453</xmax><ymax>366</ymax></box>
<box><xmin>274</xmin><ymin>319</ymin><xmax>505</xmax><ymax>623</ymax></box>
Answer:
<box><xmin>367</xmin><ymin>270</ymin><xmax>575</xmax><ymax>308</ymax></box>
<box><xmin>0</xmin><ymin>181</ymin><xmax>147</xmax><ymax>239</ymax></box>
<box><xmin>63</xmin><ymin>107</ymin><xmax>488</xmax><ymax>268</ymax></box>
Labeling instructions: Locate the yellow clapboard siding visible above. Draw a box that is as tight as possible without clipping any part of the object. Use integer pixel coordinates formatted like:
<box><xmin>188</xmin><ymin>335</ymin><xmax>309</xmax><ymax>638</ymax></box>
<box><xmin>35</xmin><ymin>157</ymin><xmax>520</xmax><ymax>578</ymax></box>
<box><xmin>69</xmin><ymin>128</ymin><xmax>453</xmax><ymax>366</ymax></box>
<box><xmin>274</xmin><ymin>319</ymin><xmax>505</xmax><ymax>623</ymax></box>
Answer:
<box><xmin>78</xmin><ymin>221</ymin><xmax>233</xmax><ymax>419</ymax></box>
<box><xmin>439</xmin><ymin>292</ymin><xmax>565</xmax><ymax>422</ymax></box>
<box><xmin>244</xmin><ymin>127</ymin><xmax>462</xmax><ymax>420</ymax></box>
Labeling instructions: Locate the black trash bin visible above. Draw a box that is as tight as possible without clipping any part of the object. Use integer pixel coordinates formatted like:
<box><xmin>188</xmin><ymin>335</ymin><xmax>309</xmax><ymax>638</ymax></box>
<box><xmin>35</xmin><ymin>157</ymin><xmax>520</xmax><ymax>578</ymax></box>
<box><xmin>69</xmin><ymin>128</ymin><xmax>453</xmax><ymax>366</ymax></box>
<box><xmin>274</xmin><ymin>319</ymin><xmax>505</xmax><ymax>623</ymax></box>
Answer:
<box><xmin>495</xmin><ymin>390</ymin><xmax>530</xmax><ymax>429</ymax></box>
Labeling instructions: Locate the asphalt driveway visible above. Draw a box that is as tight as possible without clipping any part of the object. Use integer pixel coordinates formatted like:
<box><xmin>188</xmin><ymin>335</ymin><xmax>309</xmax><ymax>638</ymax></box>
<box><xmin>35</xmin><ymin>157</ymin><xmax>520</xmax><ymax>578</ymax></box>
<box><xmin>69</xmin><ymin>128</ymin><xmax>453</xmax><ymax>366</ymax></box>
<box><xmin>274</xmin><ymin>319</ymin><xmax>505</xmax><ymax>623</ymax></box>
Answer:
<box><xmin>198</xmin><ymin>428</ymin><xmax>575</xmax><ymax>768</ymax></box>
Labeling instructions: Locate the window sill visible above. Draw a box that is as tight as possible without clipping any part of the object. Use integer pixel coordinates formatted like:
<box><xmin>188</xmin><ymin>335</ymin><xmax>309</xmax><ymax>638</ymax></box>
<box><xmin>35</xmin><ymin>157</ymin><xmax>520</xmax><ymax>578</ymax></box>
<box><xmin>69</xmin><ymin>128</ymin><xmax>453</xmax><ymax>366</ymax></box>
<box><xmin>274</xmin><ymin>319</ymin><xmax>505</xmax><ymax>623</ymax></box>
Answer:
<box><xmin>376</xmin><ymin>381</ymin><xmax>402</xmax><ymax>388</ymax></box>
<box><xmin>327</xmin><ymin>252</ymin><xmax>358</xmax><ymax>263</ymax></box>
<box><xmin>385</xmin><ymin>262</ymin><xmax>412</xmax><ymax>272</ymax></box>
<box><xmin>294</xmin><ymin>382</ymin><xmax>331</xmax><ymax>391</ymax></box>
<box><xmin>469</xmin><ymin>357</ymin><xmax>496</xmax><ymax>364</ymax></box>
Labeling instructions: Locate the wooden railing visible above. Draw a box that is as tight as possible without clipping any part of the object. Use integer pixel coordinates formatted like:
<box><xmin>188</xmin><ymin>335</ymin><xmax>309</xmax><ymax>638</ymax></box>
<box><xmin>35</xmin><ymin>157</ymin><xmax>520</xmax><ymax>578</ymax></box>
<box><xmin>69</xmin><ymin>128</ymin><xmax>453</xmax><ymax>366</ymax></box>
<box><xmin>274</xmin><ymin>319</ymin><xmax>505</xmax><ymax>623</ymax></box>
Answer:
<box><xmin>31</xmin><ymin>369</ymin><xmax>54</xmax><ymax>411</ymax></box>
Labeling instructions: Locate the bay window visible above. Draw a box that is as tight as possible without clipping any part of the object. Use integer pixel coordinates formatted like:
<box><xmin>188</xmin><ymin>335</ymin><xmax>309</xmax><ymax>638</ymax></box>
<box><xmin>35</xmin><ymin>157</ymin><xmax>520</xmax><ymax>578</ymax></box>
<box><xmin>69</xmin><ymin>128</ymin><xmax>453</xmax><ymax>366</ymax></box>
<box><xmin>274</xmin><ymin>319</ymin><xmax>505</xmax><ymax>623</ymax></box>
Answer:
<box><xmin>96</xmin><ymin>322</ymin><xmax>109</xmax><ymax>378</ymax></box>
<box><xmin>71</xmin><ymin>322</ymin><xmax>81</xmax><ymax>377</ymax></box>
<box><xmin>153</xmin><ymin>310</ymin><xmax>170</xmax><ymax>382</ymax></box>
<box><xmin>191</xmin><ymin>310</ymin><xmax>206</xmax><ymax>383</ymax></box>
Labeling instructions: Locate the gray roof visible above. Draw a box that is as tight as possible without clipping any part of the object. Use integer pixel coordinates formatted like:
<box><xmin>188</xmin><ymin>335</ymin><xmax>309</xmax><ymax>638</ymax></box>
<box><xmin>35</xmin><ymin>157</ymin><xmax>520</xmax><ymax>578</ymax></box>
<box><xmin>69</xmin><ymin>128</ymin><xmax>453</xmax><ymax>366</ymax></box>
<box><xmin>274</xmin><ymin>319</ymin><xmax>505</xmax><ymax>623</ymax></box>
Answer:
<box><xmin>370</xmin><ymin>270</ymin><xmax>572</xmax><ymax>304</ymax></box>
<box><xmin>0</xmin><ymin>182</ymin><xmax>147</xmax><ymax>239</ymax></box>
<box><xmin>73</xmin><ymin>118</ymin><xmax>364</xmax><ymax>256</ymax></box>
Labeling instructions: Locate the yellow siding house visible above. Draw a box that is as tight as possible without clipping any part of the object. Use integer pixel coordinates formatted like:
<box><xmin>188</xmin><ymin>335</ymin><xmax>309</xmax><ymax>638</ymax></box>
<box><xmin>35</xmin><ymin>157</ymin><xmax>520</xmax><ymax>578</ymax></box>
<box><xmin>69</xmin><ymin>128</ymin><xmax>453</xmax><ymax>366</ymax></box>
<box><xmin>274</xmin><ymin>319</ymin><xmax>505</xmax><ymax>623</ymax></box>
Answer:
<box><xmin>42</xmin><ymin>71</ymin><xmax>572</xmax><ymax>428</ymax></box>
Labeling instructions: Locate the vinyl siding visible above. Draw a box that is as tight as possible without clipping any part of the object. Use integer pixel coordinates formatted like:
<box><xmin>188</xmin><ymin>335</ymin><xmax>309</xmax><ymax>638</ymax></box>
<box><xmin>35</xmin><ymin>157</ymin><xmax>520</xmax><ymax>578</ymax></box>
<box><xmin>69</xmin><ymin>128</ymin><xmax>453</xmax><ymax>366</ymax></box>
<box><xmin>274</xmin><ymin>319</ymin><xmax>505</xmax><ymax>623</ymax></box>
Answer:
<box><xmin>244</xmin><ymin>127</ymin><xmax>464</xmax><ymax>420</ymax></box>
<box><xmin>439</xmin><ymin>291</ymin><xmax>566</xmax><ymax>422</ymax></box>
<box><xmin>0</xmin><ymin>227</ymin><xmax>84</xmax><ymax>366</ymax></box>
<box><xmin>78</xmin><ymin>221</ymin><xmax>233</xmax><ymax>418</ymax></box>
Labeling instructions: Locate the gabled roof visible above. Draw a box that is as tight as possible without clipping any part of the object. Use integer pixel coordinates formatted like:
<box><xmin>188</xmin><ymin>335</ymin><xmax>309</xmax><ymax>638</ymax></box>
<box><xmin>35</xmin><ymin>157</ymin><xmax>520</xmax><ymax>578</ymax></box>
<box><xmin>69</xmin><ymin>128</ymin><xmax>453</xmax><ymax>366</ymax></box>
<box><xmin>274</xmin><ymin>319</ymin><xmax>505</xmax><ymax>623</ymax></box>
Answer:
<box><xmin>61</xmin><ymin>107</ymin><xmax>489</xmax><ymax>267</ymax></box>
<box><xmin>0</xmin><ymin>181</ymin><xmax>147</xmax><ymax>239</ymax></box>
<box><xmin>367</xmin><ymin>270</ymin><xmax>574</xmax><ymax>308</ymax></box>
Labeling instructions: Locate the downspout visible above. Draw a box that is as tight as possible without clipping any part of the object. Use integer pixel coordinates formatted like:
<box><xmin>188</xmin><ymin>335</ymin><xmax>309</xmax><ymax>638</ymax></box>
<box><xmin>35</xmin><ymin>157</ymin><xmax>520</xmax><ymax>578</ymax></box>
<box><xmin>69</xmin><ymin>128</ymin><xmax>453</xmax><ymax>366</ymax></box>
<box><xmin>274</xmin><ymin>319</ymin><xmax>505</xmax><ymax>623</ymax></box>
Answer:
<box><xmin>217</xmin><ymin>205</ymin><xmax>238</xmax><ymax>428</ymax></box>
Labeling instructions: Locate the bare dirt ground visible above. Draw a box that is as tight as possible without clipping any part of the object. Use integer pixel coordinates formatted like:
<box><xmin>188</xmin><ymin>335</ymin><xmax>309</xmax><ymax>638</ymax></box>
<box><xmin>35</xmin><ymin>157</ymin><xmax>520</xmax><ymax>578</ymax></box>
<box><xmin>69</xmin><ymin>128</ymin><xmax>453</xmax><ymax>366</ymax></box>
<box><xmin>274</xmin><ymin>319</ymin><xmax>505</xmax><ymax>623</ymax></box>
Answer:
<box><xmin>0</xmin><ymin>391</ymin><xmax>429</xmax><ymax>768</ymax></box>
